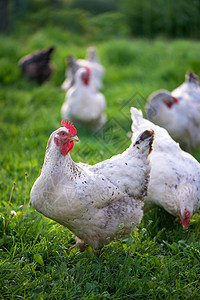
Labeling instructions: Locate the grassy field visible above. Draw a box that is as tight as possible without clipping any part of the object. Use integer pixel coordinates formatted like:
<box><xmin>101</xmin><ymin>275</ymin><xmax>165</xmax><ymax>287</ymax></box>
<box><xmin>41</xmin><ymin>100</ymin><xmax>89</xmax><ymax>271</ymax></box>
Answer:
<box><xmin>1</xmin><ymin>27</ymin><xmax>200</xmax><ymax>299</ymax></box>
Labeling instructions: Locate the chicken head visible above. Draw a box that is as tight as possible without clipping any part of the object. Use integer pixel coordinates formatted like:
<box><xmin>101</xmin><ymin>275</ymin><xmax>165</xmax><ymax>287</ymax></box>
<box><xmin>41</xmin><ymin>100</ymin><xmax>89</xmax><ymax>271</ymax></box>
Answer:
<box><xmin>54</xmin><ymin>119</ymin><xmax>79</xmax><ymax>155</ymax></box>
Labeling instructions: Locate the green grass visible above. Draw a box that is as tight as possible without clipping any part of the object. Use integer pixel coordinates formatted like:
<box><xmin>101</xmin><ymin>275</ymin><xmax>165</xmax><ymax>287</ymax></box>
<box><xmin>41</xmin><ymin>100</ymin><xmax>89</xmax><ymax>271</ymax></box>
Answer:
<box><xmin>1</xmin><ymin>28</ymin><xmax>200</xmax><ymax>299</ymax></box>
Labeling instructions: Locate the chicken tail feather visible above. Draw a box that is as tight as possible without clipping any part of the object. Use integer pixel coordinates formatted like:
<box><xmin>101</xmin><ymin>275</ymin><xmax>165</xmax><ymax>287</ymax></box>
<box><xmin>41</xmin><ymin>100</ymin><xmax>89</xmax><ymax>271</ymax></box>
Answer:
<box><xmin>133</xmin><ymin>129</ymin><xmax>155</xmax><ymax>157</ymax></box>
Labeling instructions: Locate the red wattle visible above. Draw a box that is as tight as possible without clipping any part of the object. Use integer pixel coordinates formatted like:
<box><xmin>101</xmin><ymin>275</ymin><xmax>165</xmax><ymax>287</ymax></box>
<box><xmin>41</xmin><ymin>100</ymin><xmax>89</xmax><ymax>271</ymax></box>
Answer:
<box><xmin>69</xmin><ymin>141</ymin><xmax>74</xmax><ymax>152</ymax></box>
<box><xmin>60</xmin><ymin>142</ymin><xmax>74</xmax><ymax>155</ymax></box>
<box><xmin>83</xmin><ymin>78</ymin><xmax>90</xmax><ymax>85</ymax></box>
<box><xmin>178</xmin><ymin>208</ymin><xmax>190</xmax><ymax>227</ymax></box>
<box><xmin>183</xmin><ymin>217</ymin><xmax>190</xmax><ymax>227</ymax></box>
<box><xmin>183</xmin><ymin>208</ymin><xmax>190</xmax><ymax>227</ymax></box>
<box><xmin>164</xmin><ymin>100</ymin><xmax>173</xmax><ymax>109</ymax></box>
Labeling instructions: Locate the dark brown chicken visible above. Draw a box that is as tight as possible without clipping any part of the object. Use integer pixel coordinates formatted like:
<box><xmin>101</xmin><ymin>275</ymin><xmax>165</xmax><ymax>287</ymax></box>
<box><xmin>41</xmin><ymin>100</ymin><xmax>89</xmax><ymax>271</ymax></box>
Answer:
<box><xmin>19</xmin><ymin>47</ymin><xmax>55</xmax><ymax>84</ymax></box>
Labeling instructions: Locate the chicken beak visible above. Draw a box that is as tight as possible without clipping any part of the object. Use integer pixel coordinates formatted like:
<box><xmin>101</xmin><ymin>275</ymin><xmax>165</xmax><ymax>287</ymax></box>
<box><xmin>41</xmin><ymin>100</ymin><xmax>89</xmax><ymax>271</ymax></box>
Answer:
<box><xmin>182</xmin><ymin>225</ymin><xmax>187</xmax><ymax>231</ymax></box>
<box><xmin>70</xmin><ymin>135</ymin><xmax>79</xmax><ymax>142</ymax></box>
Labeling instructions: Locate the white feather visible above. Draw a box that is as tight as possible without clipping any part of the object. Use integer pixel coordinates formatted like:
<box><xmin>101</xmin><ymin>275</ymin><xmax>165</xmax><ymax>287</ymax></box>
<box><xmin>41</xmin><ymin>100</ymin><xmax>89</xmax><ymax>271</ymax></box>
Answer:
<box><xmin>131</xmin><ymin>107</ymin><xmax>200</xmax><ymax>227</ymax></box>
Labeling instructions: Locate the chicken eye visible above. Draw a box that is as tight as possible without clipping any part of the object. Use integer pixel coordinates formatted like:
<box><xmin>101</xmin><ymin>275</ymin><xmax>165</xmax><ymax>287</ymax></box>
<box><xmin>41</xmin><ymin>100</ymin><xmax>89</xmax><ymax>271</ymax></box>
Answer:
<box><xmin>60</xmin><ymin>132</ymin><xmax>66</xmax><ymax>136</ymax></box>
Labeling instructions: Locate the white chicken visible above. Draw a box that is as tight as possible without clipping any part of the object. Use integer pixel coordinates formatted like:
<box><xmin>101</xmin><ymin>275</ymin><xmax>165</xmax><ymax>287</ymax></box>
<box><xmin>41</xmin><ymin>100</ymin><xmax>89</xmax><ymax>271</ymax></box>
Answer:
<box><xmin>30</xmin><ymin>119</ymin><xmax>154</xmax><ymax>250</ymax></box>
<box><xmin>61</xmin><ymin>47</ymin><xmax>104</xmax><ymax>92</ymax></box>
<box><xmin>131</xmin><ymin>107</ymin><xmax>200</xmax><ymax>229</ymax></box>
<box><xmin>146</xmin><ymin>71</ymin><xmax>200</xmax><ymax>151</ymax></box>
<box><xmin>61</xmin><ymin>66</ymin><xmax>106</xmax><ymax>131</ymax></box>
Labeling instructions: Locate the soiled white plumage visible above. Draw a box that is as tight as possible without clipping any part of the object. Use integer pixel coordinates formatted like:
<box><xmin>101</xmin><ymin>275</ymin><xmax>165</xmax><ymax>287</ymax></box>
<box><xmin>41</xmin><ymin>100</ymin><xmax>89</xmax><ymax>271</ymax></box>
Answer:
<box><xmin>61</xmin><ymin>47</ymin><xmax>104</xmax><ymax>92</ymax></box>
<box><xmin>30</xmin><ymin>121</ymin><xmax>154</xmax><ymax>250</ymax></box>
<box><xmin>131</xmin><ymin>107</ymin><xmax>200</xmax><ymax>229</ymax></box>
<box><xmin>61</xmin><ymin>67</ymin><xmax>106</xmax><ymax>130</ymax></box>
<box><xmin>146</xmin><ymin>71</ymin><xmax>200</xmax><ymax>151</ymax></box>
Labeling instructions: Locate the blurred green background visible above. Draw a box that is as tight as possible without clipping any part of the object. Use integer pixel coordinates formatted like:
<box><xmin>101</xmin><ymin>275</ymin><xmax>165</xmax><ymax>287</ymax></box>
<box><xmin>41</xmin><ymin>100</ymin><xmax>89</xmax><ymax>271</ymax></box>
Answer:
<box><xmin>1</xmin><ymin>0</ymin><xmax>200</xmax><ymax>39</ymax></box>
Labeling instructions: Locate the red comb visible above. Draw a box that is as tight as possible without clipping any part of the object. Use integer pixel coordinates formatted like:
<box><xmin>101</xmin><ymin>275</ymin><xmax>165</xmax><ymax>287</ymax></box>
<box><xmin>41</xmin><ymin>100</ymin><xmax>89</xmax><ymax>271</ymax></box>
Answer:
<box><xmin>61</xmin><ymin>119</ymin><xmax>77</xmax><ymax>135</ymax></box>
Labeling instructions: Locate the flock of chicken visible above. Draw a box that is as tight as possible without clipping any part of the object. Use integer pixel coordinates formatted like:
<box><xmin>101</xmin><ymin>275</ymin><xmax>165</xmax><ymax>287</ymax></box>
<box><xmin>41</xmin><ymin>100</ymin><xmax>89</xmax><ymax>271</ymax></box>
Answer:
<box><xmin>19</xmin><ymin>46</ymin><xmax>200</xmax><ymax>252</ymax></box>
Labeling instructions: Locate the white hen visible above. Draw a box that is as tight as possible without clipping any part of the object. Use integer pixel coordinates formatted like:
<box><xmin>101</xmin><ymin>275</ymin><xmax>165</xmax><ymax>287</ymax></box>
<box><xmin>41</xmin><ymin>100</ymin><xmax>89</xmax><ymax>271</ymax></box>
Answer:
<box><xmin>61</xmin><ymin>67</ymin><xmax>106</xmax><ymax>131</ymax></box>
<box><xmin>61</xmin><ymin>47</ymin><xmax>104</xmax><ymax>92</ymax></box>
<box><xmin>31</xmin><ymin>119</ymin><xmax>154</xmax><ymax>250</ymax></box>
<box><xmin>146</xmin><ymin>71</ymin><xmax>200</xmax><ymax>151</ymax></box>
<box><xmin>131</xmin><ymin>107</ymin><xmax>200</xmax><ymax>229</ymax></box>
